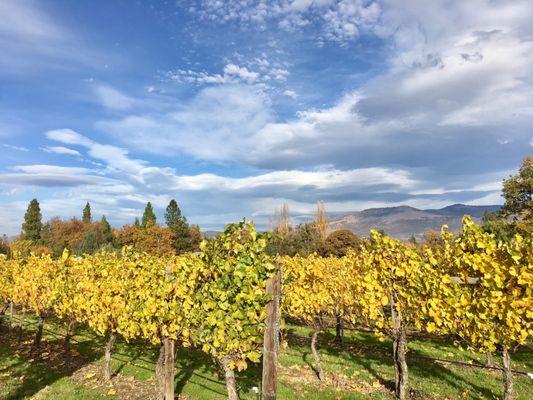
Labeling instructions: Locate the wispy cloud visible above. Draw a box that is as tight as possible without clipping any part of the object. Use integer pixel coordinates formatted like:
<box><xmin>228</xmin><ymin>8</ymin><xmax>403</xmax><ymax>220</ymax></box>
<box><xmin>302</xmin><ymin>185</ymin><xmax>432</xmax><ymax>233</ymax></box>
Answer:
<box><xmin>42</xmin><ymin>146</ymin><xmax>81</xmax><ymax>156</ymax></box>
<box><xmin>94</xmin><ymin>85</ymin><xmax>136</xmax><ymax>110</ymax></box>
<box><xmin>2</xmin><ymin>144</ymin><xmax>29</xmax><ymax>152</ymax></box>
<box><xmin>0</xmin><ymin>0</ymin><xmax>113</xmax><ymax>73</ymax></box>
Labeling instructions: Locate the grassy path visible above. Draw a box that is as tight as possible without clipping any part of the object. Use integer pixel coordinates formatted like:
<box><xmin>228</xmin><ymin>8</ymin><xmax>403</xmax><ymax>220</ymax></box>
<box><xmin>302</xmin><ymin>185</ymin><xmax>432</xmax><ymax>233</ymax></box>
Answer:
<box><xmin>0</xmin><ymin>315</ymin><xmax>531</xmax><ymax>399</ymax></box>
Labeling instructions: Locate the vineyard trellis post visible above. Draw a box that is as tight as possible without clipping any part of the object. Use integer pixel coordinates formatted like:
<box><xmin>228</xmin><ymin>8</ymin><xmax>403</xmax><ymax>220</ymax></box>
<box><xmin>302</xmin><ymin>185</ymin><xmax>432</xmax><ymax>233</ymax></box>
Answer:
<box><xmin>262</xmin><ymin>268</ymin><xmax>281</xmax><ymax>400</ymax></box>
<box><xmin>163</xmin><ymin>263</ymin><xmax>175</xmax><ymax>400</ymax></box>
<box><xmin>164</xmin><ymin>337</ymin><xmax>175</xmax><ymax>399</ymax></box>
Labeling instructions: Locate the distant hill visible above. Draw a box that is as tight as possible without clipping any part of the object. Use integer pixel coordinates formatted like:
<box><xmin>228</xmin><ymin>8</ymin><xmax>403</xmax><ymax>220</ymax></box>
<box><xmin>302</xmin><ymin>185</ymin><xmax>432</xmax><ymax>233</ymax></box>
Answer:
<box><xmin>202</xmin><ymin>230</ymin><xmax>222</xmax><ymax>239</ymax></box>
<box><xmin>328</xmin><ymin>204</ymin><xmax>501</xmax><ymax>240</ymax></box>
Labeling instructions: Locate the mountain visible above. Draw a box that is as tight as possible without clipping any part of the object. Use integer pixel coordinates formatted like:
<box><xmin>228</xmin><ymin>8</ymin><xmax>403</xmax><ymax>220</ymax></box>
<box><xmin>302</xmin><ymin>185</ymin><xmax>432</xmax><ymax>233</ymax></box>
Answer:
<box><xmin>328</xmin><ymin>204</ymin><xmax>501</xmax><ymax>240</ymax></box>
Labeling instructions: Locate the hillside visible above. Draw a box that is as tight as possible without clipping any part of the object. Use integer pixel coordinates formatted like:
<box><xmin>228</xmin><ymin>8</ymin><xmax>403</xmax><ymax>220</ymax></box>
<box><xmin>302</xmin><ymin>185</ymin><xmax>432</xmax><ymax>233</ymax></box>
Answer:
<box><xmin>328</xmin><ymin>204</ymin><xmax>501</xmax><ymax>240</ymax></box>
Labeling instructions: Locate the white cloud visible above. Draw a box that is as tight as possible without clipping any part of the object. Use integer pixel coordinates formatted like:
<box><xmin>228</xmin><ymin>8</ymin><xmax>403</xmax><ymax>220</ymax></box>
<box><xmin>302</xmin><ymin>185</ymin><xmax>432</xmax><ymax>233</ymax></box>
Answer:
<box><xmin>94</xmin><ymin>85</ymin><xmax>136</xmax><ymax>110</ymax></box>
<box><xmin>188</xmin><ymin>0</ymin><xmax>382</xmax><ymax>44</ymax></box>
<box><xmin>283</xmin><ymin>90</ymin><xmax>298</xmax><ymax>99</ymax></box>
<box><xmin>11</xmin><ymin>164</ymin><xmax>91</xmax><ymax>175</ymax></box>
<box><xmin>172</xmin><ymin>167</ymin><xmax>417</xmax><ymax>192</ymax></box>
<box><xmin>42</xmin><ymin>146</ymin><xmax>81</xmax><ymax>156</ymax></box>
<box><xmin>165</xmin><ymin>62</ymin><xmax>288</xmax><ymax>86</ymax></box>
<box><xmin>223</xmin><ymin>64</ymin><xmax>260</xmax><ymax>82</ymax></box>
<box><xmin>98</xmin><ymin>85</ymin><xmax>272</xmax><ymax>159</ymax></box>
<box><xmin>2</xmin><ymin>144</ymin><xmax>29</xmax><ymax>152</ymax></box>
<box><xmin>45</xmin><ymin>128</ymin><xmax>94</xmax><ymax>147</ymax></box>
<box><xmin>0</xmin><ymin>164</ymin><xmax>112</xmax><ymax>188</ymax></box>
<box><xmin>0</xmin><ymin>0</ymin><xmax>110</xmax><ymax>73</ymax></box>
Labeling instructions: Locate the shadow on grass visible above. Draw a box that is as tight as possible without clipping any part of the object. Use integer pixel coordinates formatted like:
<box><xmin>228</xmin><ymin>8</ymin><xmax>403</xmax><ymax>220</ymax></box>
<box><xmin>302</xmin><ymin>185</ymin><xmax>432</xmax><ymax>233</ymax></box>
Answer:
<box><xmin>285</xmin><ymin>327</ymin><xmax>502</xmax><ymax>400</ymax></box>
<box><xmin>0</xmin><ymin>327</ymin><xmax>103</xmax><ymax>400</ymax></box>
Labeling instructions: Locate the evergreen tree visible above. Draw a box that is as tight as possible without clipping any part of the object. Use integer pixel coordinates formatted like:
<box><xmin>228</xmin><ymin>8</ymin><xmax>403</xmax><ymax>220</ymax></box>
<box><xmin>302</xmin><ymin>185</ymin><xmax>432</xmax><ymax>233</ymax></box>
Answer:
<box><xmin>101</xmin><ymin>215</ymin><xmax>114</xmax><ymax>243</ymax></box>
<box><xmin>165</xmin><ymin>199</ymin><xmax>191</xmax><ymax>253</ymax></box>
<box><xmin>78</xmin><ymin>230</ymin><xmax>99</xmax><ymax>255</ymax></box>
<box><xmin>141</xmin><ymin>202</ymin><xmax>156</xmax><ymax>228</ymax></box>
<box><xmin>133</xmin><ymin>217</ymin><xmax>141</xmax><ymax>228</ymax></box>
<box><xmin>82</xmin><ymin>202</ymin><xmax>92</xmax><ymax>223</ymax></box>
<box><xmin>22</xmin><ymin>198</ymin><xmax>42</xmax><ymax>241</ymax></box>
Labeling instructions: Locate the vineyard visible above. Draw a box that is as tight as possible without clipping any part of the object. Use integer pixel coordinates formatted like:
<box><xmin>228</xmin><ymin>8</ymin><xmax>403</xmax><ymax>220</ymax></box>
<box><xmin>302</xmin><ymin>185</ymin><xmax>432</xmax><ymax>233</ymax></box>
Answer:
<box><xmin>0</xmin><ymin>217</ymin><xmax>531</xmax><ymax>400</ymax></box>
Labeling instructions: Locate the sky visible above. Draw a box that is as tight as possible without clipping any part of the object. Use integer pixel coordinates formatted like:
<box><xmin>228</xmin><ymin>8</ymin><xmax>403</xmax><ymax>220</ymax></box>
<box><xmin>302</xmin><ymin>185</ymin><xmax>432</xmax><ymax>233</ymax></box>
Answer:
<box><xmin>0</xmin><ymin>0</ymin><xmax>532</xmax><ymax>235</ymax></box>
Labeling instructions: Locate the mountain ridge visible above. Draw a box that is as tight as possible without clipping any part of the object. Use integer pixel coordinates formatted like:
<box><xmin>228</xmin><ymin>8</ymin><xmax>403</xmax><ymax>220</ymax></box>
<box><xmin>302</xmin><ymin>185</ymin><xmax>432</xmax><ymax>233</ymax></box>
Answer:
<box><xmin>328</xmin><ymin>203</ymin><xmax>501</xmax><ymax>240</ymax></box>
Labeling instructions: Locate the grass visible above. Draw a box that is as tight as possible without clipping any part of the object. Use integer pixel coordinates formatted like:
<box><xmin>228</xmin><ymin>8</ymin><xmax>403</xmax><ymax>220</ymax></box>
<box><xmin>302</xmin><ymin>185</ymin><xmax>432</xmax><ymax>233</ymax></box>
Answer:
<box><xmin>0</xmin><ymin>314</ymin><xmax>531</xmax><ymax>399</ymax></box>
<box><xmin>0</xmin><ymin>340</ymin><xmax>108</xmax><ymax>400</ymax></box>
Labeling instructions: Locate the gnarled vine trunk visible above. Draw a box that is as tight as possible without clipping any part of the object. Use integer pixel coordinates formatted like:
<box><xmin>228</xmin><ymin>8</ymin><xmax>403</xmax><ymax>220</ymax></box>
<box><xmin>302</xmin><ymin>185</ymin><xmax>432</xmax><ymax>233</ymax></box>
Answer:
<box><xmin>34</xmin><ymin>315</ymin><xmax>44</xmax><ymax>348</ymax></box>
<box><xmin>64</xmin><ymin>320</ymin><xmax>76</xmax><ymax>348</ymax></box>
<box><xmin>221</xmin><ymin>356</ymin><xmax>239</xmax><ymax>400</ymax></box>
<box><xmin>311</xmin><ymin>327</ymin><xmax>325</xmax><ymax>381</ymax></box>
<box><xmin>0</xmin><ymin>303</ymin><xmax>8</xmax><ymax>329</ymax></box>
<box><xmin>393</xmin><ymin>329</ymin><xmax>408</xmax><ymax>400</ymax></box>
<box><xmin>104</xmin><ymin>333</ymin><xmax>116</xmax><ymax>381</ymax></box>
<box><xmin>335</xmin><ymin>314</ymin><xmax>343</xmax><ymax>343</ymax></box>
<box><xmin>486</xmin><ymin>352</ymin><xmax>494</xmax><ymax>368</ymax></box>
<box><xmin>8</xmin><ymin>302</ymin><xmax>13</xmax><ymax>332</ymax></box>
<box><xmin>391</xmin><ymin>294</ymin><xmax>408</xmax><ymax>400</ymax></box>
<box><xmin>18</xmin><ymin>312</ymin><xmax>25</xmax><ymax>339</ymax></box>
<box><xmin>502</xmin><ymin>347</ymin><xmax>514</xmax><ymax>400</ymax></box>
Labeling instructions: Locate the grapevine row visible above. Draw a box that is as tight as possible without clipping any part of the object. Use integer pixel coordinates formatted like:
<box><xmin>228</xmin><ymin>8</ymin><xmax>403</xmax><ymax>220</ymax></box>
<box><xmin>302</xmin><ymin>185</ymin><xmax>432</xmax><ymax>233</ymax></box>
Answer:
<box><xmin>0</xmin><ymin>217</ymin><xmax>531</xmax><ymax>400</ymax></box>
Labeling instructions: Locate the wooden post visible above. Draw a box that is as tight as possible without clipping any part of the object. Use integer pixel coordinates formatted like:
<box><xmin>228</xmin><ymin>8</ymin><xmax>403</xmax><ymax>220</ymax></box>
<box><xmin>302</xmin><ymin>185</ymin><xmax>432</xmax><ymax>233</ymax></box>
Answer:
<box><xmin>162</xmin><ymin>263</ymin><xmax>175</xmax><ymax>400</ymax></box>
<box><xmin>262</xmin><ymin>270</ymin><xmax>281</xmax><ymax>400</ymax></box>
<box><xmin>164</xmin><ymin>337</ymin><xmax>175</xmax><ymax>400</ymax></box>
<box><xmin>156</xmin><ymin>343</ymin><xmax>165</xmax><ymax>400</ymax></box>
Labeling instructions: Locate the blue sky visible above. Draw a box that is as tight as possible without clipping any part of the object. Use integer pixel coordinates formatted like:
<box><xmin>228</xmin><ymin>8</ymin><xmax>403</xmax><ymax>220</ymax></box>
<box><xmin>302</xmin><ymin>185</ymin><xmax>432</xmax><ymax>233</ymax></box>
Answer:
<box><xmin>1</xmin><ymin>0</ymin><xmax>532</xmax><ymax>234</ymax></box>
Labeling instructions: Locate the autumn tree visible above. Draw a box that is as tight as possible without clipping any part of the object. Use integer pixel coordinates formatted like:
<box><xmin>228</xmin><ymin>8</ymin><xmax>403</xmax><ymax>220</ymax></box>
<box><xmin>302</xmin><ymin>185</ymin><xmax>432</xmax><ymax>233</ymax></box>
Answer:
<box><xmin>82</xmin><ymin>202</ymin><xmax>92</xmax><ymax>223</ymax></box>
<box><xmin>0</xmin><ymin>235</ymin><xmax>9</xmax><ymax>256</ymax></box>
<box><xmin>22</xmin><ymin>199</ymin><xmax>42</xmax><ymax>242</ymax></box>
<box><xmin>321</xmin><ymin>229</ymin><xmax>360</xmax><ymax>257</ymax></box>
<box><xmin>188</xmin><ymin>224</ymin><xmax>202</xmax><ymax>252</ymax></box>
<box><xmin>501</xmin><ymin>157</ymin><xmax>532</xmax><ymax>235</ymax></box>
<box><xmin>422</xmin><ymin>230</ymin><xmax>444</xmax><ymax>248</ymax></box>
<box><xmin>142</xmin><ymin>202</ymin><xmax>157</xmax><ymax>228</ymax></box>
<box><xmin>116</xmin><ymin>224</ymin><xmax>175</xmax><ymax>256</ymax></box>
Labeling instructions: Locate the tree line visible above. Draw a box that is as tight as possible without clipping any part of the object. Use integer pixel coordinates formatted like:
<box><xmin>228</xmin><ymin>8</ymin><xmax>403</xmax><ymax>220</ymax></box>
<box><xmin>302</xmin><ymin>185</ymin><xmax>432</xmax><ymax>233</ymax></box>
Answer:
<box><xmin>3</xmin><ymin>199</ymin><xmax>201</xmax><ymax>258</ymax></box>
